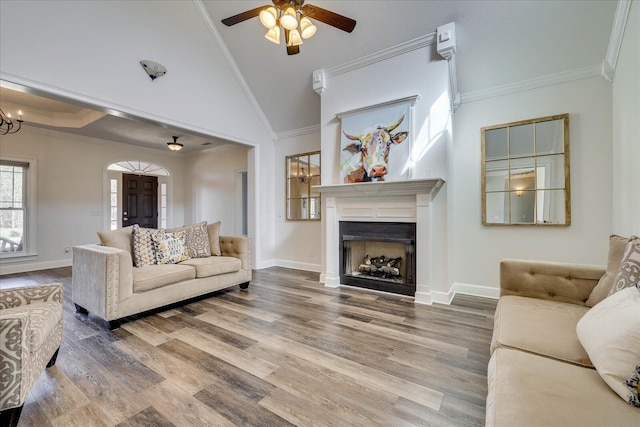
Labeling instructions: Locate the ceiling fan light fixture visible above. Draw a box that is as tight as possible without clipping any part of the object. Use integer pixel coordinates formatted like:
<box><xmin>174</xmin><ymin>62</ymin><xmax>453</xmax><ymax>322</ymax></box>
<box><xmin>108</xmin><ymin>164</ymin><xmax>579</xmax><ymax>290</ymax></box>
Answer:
<box><xmin>280</xmin><ymin>7</ymin><xmax>298</xmax><ymax>30</ymax></box>
<box><xmin>265</xmin><ymin>25</ymin><xmax>281</xmax><ymax>44</ymax></box>
<box><xmin>287</xmin><ymin>28</ymin><xmax>303</xmax><ymax>46</ymax></box>
<box><xmin>259</xmin><ymin>6</ymin><xmax>277</xmax><ymax>28</ymax></box>
<box><xmin>167</xmin><ymin>136</ymin><xmax>183</xmax><ymax>151</ymax></box>
<box><xmin>300</xmin><ymin>16</ymin><xmax>316</xmax><ymax>39</ymax></box>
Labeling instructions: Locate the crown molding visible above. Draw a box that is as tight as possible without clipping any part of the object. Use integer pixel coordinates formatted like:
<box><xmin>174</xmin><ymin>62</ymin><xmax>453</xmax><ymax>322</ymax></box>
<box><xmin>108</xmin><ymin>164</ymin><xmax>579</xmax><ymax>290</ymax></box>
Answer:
<box><xmin>192</xmin><ymin>0</ymin><xmax>276</xmax><ymax>141</ymax></box>
<box><xmin>460</xmin><ymin>64</ymin><xmax>602</xmax><ymax>104</ymax></box>
<box><xmin>601</xmin><ymin>0</ymin><xmax>633</xmax><ymax>82</ymax></box>
<box><xmin>275</xmin><ymin>124</ymin><xmax>321</xmax><ymax>140</ymax></box>
<box><xmin>324</xmin><ymin>32</ymin><xmax>437</xmax><ymax>78</ymax></box>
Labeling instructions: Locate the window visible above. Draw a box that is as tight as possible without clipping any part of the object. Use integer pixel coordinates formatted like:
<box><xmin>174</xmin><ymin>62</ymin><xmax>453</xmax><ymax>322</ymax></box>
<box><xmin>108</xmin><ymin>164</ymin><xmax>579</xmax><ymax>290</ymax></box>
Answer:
<box><xmin>0</xmin><ymin>160</ymin><xmax>31</xmax><ymax>254</ymax></box>
<box><xmin>109</xmin><ymin>178</ymin><xmax>118</xmax><ymax>230</ymax></box>
<box><xmin>160</xmin><ymin>183</ymin><xmax>167</xmax><ymax>229</ymax></box>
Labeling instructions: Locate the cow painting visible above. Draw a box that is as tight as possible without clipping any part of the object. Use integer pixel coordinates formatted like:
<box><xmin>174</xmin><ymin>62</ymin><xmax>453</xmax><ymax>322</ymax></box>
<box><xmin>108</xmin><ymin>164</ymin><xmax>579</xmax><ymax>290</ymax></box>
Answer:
<box><xmin>340</xmin><ymin>114</ymin><xmax>408</xmax><ymax>183</ymax></box>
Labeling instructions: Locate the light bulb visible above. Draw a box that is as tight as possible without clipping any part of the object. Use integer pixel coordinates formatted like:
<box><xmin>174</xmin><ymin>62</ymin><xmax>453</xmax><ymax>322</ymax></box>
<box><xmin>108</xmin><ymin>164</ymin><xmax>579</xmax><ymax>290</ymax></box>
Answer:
<box><xmin>288</xmin><ymin>28</ymin><xmax>303</xmax><ymax>46</ymax></box>
<box><xmin>280</xmin><ymin>7</ymin><xmax>298</xmax><ymax>30</ymax></box>
<box><xmin>265</xmin><ymin>26</ymin><xmax>280</xmax><ymax>44</ymax></box>
<box><xmin>300</xmin><ymin>17</ymin><xmax>316</xmax><ymax>39</ymax></box>
<box><xmin>259</xmin><ymin>7</ymin><xmax>277</xmax><ymax>28</ymax></box>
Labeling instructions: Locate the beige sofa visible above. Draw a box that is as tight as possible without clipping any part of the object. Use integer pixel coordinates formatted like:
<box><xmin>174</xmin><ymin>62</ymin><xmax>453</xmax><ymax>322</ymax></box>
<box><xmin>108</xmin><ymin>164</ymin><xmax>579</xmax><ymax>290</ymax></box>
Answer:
<box><xmin>487</xmin><ymin>253</ymin><xmax>640</xmax><ymax>426</ymax></box>
<box><xmin>72</xmin><ymin>234</ymin><xmax>251</xmax><ymax>329</ymax></box>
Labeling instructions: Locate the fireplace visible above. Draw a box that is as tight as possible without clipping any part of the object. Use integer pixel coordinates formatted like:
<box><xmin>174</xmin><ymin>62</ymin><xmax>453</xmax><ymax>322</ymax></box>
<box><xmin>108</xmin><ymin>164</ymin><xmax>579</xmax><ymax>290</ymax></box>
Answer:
<box><xmin>339</xmin><ymin>221</ymin><xmax>416</xmax><ymax>296</ymax></box>
<box><xmin>315</xmin><ymin>178</ymin><xmax>444</xmax><ymax>304</ymax></box>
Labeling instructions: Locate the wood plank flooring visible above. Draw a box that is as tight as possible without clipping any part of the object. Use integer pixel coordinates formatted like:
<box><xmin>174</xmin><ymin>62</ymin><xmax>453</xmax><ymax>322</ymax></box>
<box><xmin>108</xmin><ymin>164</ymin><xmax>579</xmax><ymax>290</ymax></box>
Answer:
<box><xmin>1</xmin><ymin>266</ymin><xmax>497</xmax><ymax>426</ymax></box>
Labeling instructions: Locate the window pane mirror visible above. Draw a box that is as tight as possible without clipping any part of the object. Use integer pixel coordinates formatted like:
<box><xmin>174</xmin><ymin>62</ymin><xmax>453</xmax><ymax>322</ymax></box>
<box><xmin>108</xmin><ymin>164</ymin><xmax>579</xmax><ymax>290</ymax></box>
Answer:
<box><xmin>481</xmin><ymin>114</ymin><xmax>570</xmax><ymax>226</ymax></box>
<box><xmin>286</xmin><ymin>151</ymin><xmax>321</xmax><ymax>221</ymax></box>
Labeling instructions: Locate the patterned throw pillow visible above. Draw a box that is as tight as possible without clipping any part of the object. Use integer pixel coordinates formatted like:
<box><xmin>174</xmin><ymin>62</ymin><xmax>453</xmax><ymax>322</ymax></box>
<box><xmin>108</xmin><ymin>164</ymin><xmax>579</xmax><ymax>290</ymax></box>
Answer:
<box><xmin>132</xmin><ymin>224</ymin><xmax>157</xmax><ymax>267</ymax></box>
<box><xmin>152</xmin><ymin>230</ymin><xmax>190</xmax><ymax>264</ymax></box>
<box><xmin>609</xmin><ymin>239</ymin><xmax>640</xmax><ymax>296</ymax></box>
<box><xmin>167</xmin><ymin>221</ymin><xmax>211</xmax><ymax>258</ymax></box>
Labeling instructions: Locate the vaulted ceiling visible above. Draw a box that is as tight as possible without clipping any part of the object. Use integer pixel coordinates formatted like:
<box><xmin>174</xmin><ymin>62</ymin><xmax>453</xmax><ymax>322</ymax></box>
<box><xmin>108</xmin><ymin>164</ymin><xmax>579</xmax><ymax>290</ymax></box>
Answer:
<box><xmin>1</xmin><ymin>1</ymin><xmax>618</xmax><ymax>149</ymax></box>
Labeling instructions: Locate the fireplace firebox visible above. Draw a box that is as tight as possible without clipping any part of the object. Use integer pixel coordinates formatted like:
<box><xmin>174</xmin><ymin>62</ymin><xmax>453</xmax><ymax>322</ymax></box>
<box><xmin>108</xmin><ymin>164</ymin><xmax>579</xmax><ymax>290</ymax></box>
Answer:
<box><xmin>339</xmin><ymin>221</ymin><xmax>416</xmax><ymax>296</ymax></box>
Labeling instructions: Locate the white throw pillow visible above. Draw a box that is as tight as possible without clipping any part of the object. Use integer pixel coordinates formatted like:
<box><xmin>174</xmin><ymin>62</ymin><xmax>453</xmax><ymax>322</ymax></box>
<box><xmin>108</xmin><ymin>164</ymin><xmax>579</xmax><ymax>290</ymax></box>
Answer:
<box><xmin>577</xmin><ymin>284</ymin><xmax>640</xmax><ymax>407</ymax></box>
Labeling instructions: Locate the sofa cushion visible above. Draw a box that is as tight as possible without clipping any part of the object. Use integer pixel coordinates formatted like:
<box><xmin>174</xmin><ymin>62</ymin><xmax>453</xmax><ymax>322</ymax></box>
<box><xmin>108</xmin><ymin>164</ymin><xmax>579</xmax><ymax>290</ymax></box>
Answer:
<box><xmin>577</xmin><ymin>284</ymin><xmax>640</xmax><ymax>407</ymax></box>
<box><xmin>167</xmin><ymin>221</ymin><xmax>211</xmax><ymax>259</ymax></box>
<box><xmin>586</xmin><ymin>235</ymin><xmax>636</xmax><ymax>307</ymax></box>
<box><xmin>486</xmin><ymin>347</ymin><xmax>639</xmax><ymax>427</ymax></box>
<box><xmin>97</xmin><ymin>225</ymin><xmax>133</xmax><ymax>254</ymax></box>
<box><xmin>133</xmin><ymin>264</ymin><xmax>196</xmax><ymax>292</ymax></box>
<box><xmin>152</xmin><ymin>230</ymin><xmax>190</xmax><ymax>265</ymax></box>
<box><xmin>609</xmin><ymin>239</ymin><xmax>640</xmax><ymax>296</ymax></box>
<box><xmin>491</xmin><ymin>295</ymin><xmax>592</xmax><ymax>366</ymax></box>
<box><xmin>207</xmin><ymin>221</ymin><xmax>222</xmax><ymax>256</ymax></box>
<box><xmin>132</xmin><ymin>224</ymin><xmax>158</xmax><ymax>267</ymax></box>
<box><xmin>179</xmin><ymin>256</ymin><xmax>241</xmax><ymax>278</ymax></box>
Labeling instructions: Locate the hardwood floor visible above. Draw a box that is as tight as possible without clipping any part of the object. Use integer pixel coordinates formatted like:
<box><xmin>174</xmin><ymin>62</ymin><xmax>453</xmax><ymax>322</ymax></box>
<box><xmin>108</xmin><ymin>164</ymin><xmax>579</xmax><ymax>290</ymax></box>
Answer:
<box><xmin>1</xmin><ymin>266</ymin><xmax>497</xmax><ymax>426</ymax></box>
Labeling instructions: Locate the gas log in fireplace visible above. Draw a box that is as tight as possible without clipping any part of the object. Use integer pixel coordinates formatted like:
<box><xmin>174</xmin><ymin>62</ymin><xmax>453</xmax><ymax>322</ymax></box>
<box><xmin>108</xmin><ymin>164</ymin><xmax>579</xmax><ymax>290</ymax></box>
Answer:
<box><xmin>339</xmin><ymin>221</ymin><xmax>416</xmax><ymax>296</ymax></box>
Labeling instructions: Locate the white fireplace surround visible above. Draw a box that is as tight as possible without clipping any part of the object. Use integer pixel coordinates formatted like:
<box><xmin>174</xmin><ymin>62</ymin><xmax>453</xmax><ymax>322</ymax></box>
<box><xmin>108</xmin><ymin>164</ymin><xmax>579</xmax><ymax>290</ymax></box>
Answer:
<box><xmin>315</xmin><ymin>178</ymin><xmax>445</xmax><ymax>304</ymax></box>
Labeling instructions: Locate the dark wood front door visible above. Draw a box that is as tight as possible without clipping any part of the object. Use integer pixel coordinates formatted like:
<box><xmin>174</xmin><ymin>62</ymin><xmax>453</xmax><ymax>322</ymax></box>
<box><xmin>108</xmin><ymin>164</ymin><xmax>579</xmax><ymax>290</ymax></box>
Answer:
<box><xmin>122</xmin><ymin>174</ymin><xmax>158</xmax><ymax>228</ymax></box>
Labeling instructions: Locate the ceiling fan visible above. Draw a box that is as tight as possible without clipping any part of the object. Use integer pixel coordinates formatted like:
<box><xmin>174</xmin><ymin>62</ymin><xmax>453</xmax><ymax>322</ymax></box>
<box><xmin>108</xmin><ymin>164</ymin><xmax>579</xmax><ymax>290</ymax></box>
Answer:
<box><xmin>221</xmin><ymin>0</ymin><xmax>356</xmax><ymax>55</ymax></box>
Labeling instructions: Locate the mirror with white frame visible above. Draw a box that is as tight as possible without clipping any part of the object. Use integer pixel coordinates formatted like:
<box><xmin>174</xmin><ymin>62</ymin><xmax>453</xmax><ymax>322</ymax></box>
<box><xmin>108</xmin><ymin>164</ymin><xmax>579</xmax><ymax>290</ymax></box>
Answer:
<box><xmin>482</xmin><ymin>114</ymin><xmax>570</xmax><ymax>226</ymax></box>
<box><xmin>286</xmin><ymin>151</ymin><xmax>321</xmax><ymax>221</ymax></box>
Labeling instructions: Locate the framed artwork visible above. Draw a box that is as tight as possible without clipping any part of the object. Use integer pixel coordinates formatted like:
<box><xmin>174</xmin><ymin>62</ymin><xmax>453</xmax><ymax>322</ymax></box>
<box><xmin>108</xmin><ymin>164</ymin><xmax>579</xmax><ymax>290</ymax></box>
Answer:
<box><xmin>336</xmin><ymin>95</ymin><xmax>418</xmax><ymax>183</ymax></box>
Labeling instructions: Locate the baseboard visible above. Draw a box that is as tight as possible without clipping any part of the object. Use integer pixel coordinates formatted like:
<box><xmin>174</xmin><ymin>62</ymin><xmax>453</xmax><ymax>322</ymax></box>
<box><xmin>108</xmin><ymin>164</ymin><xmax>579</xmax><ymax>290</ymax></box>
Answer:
<box><xmin>254</xmin><ymin>259</ymin><xmax>276</xmax><ymax>270</ymax></box>
<box><xmin>0</xmin><ymin>259</ymin><xmax>72</xmax><ymax>275</ymax></box>
<box><xmin>423</xmin><ymin>282</ymin><xmax>500</xmax><ymax>305</ymax></box>
<box><xmin>274</xmin><ymin>259</ymin><xmax>321</xmax><ymax>273</ymax></box>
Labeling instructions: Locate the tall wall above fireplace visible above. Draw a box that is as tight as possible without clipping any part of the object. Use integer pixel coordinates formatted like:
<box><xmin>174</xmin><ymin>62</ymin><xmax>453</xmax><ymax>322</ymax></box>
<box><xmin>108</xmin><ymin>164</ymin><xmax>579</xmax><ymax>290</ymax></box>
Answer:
<box><xmin>316</xmin><ymin>178</ymin><xmax>445</xmax><ymax>304</ymax></box>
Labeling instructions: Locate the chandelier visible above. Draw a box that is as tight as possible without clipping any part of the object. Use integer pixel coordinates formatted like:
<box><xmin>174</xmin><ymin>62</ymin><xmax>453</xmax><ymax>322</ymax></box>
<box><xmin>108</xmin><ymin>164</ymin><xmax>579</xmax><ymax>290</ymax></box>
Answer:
<box><xmin>259</xmin><ymin>5</ymin><xmax>317</xmax><ymax>47</ymax></box>
<box><xmin>295</xmin><ymin>166</ymin><xmax>311</xmax><ymax>184</ymax></box>
<box><xmin>0</xmin><ymin>108</ymin><xmax>24</xmax><ymax>135</ymax></box>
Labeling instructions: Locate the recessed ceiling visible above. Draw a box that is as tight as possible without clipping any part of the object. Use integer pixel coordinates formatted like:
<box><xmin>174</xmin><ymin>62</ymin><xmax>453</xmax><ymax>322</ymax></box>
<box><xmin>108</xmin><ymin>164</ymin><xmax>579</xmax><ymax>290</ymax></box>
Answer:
<box><xmin>0</xmin><ymin>86</ymin><xmax>232</xmax><ymax>153</ymax></box>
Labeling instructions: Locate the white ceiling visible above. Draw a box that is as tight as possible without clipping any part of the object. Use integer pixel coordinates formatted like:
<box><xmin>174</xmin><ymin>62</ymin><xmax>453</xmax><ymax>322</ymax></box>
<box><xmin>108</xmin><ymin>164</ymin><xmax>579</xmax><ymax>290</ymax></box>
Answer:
<box><xmin>1</xmin><ymin>1</ymin><xmax>617</xmax><ymax>149</ymax></box>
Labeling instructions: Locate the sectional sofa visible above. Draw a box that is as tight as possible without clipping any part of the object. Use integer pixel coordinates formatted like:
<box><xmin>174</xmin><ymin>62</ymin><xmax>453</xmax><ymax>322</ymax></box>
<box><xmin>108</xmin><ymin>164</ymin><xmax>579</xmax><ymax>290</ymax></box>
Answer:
<box><xmin>487</xmin><ymin>235</ymin><xmax>640</xmax><ymax>426</ymax></box>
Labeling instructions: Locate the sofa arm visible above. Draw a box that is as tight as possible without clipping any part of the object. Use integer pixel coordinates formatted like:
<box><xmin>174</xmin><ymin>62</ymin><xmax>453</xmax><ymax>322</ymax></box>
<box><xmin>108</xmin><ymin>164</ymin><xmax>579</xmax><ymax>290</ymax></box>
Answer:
<box><xmin>0</xmin><ymin>312</ymin><xmax>30</xmax><ymax>410</ymax></box>
<box><xmin>72</xmin><ymin>244</ymin><xmax>133</xmax><ymax>320</ymax></box>
<box><xmin>500</xmin><ymin>259</ymin><xmax>605</xmax><ymax>305</ymax></box>
<box><xmin>0</xmin><ymin>283</ymin><xmax>63</xmax><ymax>310</ymax></box>
<box><xmin>220</xmin><ymin>236</ymin><xmax>252</xmax><ymax>277</ymax></box>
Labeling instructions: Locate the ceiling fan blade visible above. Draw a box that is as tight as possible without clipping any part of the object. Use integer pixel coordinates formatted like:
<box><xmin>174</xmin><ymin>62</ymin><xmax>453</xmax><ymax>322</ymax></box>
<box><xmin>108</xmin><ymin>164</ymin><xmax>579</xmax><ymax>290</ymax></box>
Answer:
<box><xmin>221</xmin><ymin>6</ymin><xmax>265</xmax><ymax>26</ymax></box>
<box><xmin>301</xmin><ymin>4</ymin><xmax>356</xmax><ymax>33</ymax></box>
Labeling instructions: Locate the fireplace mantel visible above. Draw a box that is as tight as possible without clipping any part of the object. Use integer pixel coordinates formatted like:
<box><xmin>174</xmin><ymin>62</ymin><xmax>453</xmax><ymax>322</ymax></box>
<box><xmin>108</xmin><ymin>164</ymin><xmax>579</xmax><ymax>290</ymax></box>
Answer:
<box><xmin>317</xmin><ymin>178</ymin><xmax>446</xmax><ymax>305</ymax></box>
<box><xmin>314</xmin><ymin>178</ymin><xmax>444</xmax><ymax>198</ymax></box>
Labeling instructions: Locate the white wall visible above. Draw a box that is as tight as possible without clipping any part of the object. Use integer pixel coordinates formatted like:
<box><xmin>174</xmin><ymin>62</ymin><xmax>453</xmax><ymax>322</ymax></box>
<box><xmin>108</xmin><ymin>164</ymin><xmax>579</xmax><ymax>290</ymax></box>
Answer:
<box><xmin>612</xmin><ymin>1</ymin><xmax>640</xmax><ymax>236</ymax></box>
<box><xmin>451</xmin><ymin>76</ymin><xmax>613</xmax><ymax>289</ymax></box>
<box><xmin>319</xmin><ymin>44</ymin><xmax>451</xmax><ymax>289</ymax></box>
<box><xmin>0</xmin><ymin>126</ymin><xmax>187</xmax><ymax>273</ymax></box>
<box><xmin>0</xmin><ymin>0</ymin><xmax>269</xmax><ymax>145</ymax></box>
<box><xmin>184</xmin><ymin>145</ymin><xmax>249</xmax><ymax>235</ymax></box>
<box><xmin>0</xmin><ymin>0</ymin><xmax>278</xmax><ymax>270</ymax></box>
<box><xmin>274</xmin><ymin>132</ymin><xmax>322</xmax><ymax>272</ymax></box>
